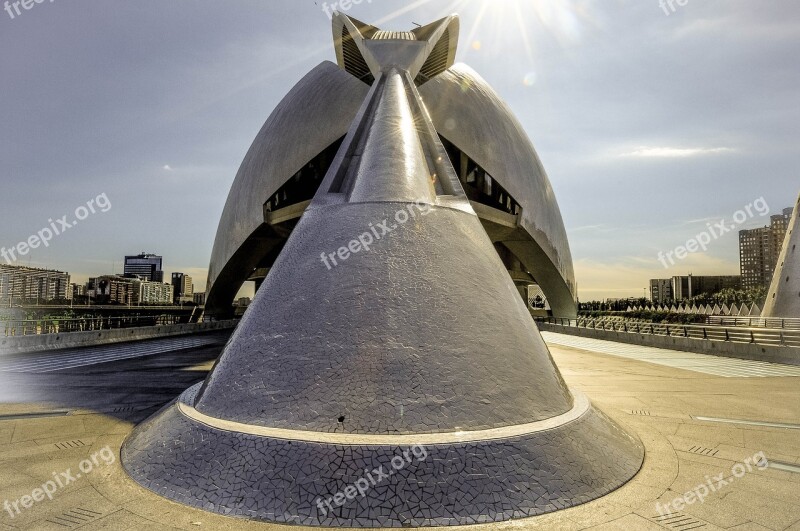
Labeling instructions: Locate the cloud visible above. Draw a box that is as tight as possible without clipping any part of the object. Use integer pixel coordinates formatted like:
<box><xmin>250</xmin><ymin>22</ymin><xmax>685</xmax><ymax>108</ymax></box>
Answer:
<box><xmin>162</xmin><ymin>165</ymin><xmax>173</xmax><ymax>171</ymax></box>
<box><xmin>568</xmin><ymin>224</ymin><xmax>606</xmax><ymax>233</ymax></box>
<box><xmin>683</xmin><ymin>216</ymin><xmax>720</xmax><ymax>225</ymax></box>
<box><xmin>620</xmin><ymin>146</ymin><xmax>734</xmax><ymax>158</ymax></box>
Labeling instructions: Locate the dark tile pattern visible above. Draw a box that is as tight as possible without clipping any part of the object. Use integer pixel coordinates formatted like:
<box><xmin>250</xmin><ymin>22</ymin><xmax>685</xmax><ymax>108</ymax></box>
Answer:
<box><xmin>122</xmin><ymin>400</ymin><xmax>643</xmax><ymax>528</ymax></box>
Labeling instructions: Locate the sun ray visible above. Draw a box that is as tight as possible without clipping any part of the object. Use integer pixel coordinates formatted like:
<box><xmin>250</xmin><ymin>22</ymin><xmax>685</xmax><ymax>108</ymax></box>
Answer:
<box><xmin>372</xmin><ymin>0</ymin><xmax>440</xmax><ymax>27</ymax></box>
<box><xmin>512</xmin><ymin>1</ymin><xmax>536</xmax><ymax>64</ymax></box>
<box><xmin>462</xmin><ymin>0</ymin><xmax>490</xmax><ymax>59</ymax></box>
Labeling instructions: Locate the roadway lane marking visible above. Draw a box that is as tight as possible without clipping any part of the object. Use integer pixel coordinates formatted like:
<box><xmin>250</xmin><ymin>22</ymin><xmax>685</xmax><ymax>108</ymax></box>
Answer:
<box><xmin>542</xmin><ymin>332</ymin><xmax>800</xmax><ymax>378</ymax></box>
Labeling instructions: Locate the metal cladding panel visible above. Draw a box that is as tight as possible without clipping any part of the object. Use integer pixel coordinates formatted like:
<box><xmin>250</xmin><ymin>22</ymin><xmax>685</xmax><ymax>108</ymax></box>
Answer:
<box><xmin>196</xmin><ymin>202</ymin><xmax>574</xmax><ymax>434</ymax></box>
<box><xmin>763</xmin><ymin>191</ymin><xmax>800</xmax><ymax>318</ymax></box>
<box><xmin>206</xmin><ymin>61</ymin><xmax>370</xmax><ymax>306</ymax></box>
<box><xmin>419</xmin><ymin>63</ymin><xmax>577</xmax><ymax>307</ymax></box>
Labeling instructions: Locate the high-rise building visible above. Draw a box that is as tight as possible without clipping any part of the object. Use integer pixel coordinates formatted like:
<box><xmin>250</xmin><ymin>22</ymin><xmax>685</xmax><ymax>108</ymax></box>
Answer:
<box><xmin>192</xmin><ymin>292</ymin><xmax>206</xmax><ymax>306</ymax></box>
<box><xmin>740</xmin><ymin>206</ymin><xmax>793</xmax><ymax>289</ymax></box>
<box><xmin>124</xmin><ymin>253</ymin><xmax>164</xmax><ymax>282</ymax></box>
<box><xmin>0</xmin><ymin>265</ymin><xmax>70</xmax><ymax>304</ymax></box>
<box><xmin>650</xmin><ymin>279</ymin><xmax>673</xmax><ymax>303</ymax></box>
<box><xmin>171</xmin><ymin>273</ymin><xmax>194</xmax><ymax>304</ymax></box>
<box><xmin>739</xmin><ymin>227</ymin><xmax>771</xmax><ymax>289</ymax></box>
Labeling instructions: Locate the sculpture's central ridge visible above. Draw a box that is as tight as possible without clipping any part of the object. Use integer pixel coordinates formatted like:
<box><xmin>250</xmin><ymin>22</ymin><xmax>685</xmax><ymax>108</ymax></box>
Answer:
<box><xmin>121</xmin><ymin>13</ymin><xmax>643</xmax><ymax>527</ymax></box>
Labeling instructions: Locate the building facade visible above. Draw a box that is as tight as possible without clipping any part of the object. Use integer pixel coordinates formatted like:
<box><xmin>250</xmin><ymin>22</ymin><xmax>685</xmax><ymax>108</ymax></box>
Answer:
<box><xmin>96</xmin><ymin>275</ymin><xmax>140</xmax><ymax>305</ymax></box>
<box><xmin>671</xmin><ymin>275</ymin><xmax>741</xmax><ymax>301</ymax></box>
<box><xmin>0</xmin><ymin>265</ymin><xmax>70</xmax><ymax>304</ymax></box>
<box><xmin>171</xmin><ymin>273</ymin><xmax>194</xmax><ymax>303</ymax></box>
<box><xmin>202</xmin><ymin>17</ymin><xmax>578</xmax><ymax>319</ymax></box>
<box><xmin>124</xmin><ymin>253</ymin><xmax>164</xmax><ymax>282</ymax></box>
<box><xmin>740</xmin><ymin>207</ymin><xmax>794</xmax><ymax>289</ymax></box>
<box><xmin>140</xmin><ymin>280</ymin><xmax>173</xmax><ymax>305</ymax></box>
<box><xmin>123</xmin><ymin>14</ymin><xmax>642</xmax><ymax>527</ymax></box>
<box><xmin>650</xmin><ymin>279</ymin><xmax>673</xmax><ymax>304</ymax></box>
<box><xmin>96</xmin><ymin>275</ymin><xmax>173</xmax><ymax>305</ymax></box>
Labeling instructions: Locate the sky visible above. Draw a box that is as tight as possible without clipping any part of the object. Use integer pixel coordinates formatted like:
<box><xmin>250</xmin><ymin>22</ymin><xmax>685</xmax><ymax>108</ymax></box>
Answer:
<box><xmin>0</xmin><ymin>0</ymin><xmax>797</xmax><ymax>301</ymax></box>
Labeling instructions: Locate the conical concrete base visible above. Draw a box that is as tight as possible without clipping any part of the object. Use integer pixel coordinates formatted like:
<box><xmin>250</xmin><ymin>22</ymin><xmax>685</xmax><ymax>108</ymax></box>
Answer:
<box><xmin>122</xmin><ymin>201</ymin><xmax>643</xmax><ymax>527</ymax></box>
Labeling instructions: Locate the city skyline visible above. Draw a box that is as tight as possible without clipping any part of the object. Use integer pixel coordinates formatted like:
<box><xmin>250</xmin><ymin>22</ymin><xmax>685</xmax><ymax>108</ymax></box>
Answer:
<box><xmin>0</xmin><ymin>200</ymin><xmax>794</xmax><ymax>302</ymax></box>
<box><xmin>3</xmin><ymin>196</ymin><xmax>792</xmax><ymax>305</ymax></box>
<box><xmin>2</xmin><ymin>1</ymin><xmax>798</xmax><ymax>299</ymax></box>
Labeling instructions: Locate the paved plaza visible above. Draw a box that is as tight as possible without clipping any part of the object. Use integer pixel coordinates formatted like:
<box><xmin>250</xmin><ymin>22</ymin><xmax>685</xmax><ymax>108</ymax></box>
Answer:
<box><xmin>0</xmin><ymin>333</ymin><xmax>797</xmax><ymax>530</ymax></box>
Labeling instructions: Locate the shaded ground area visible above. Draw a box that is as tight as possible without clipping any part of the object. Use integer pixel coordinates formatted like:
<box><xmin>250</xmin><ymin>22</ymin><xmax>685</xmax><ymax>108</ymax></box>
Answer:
<box><xmin>0</xmin><ymin>332</ymin><xmax>231</xmax><ymax>422</ymax></box>
<box><xmin>0</xmin><ymin>332</ymin><xmax>798</xmax><ymax>530</ymax></box>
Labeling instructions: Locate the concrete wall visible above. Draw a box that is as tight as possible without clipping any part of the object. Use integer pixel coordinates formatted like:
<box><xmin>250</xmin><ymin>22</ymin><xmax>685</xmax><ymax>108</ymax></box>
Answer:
<box><xmin>0</xmin><ymin>320</ymin><xmax>238</xmax><ymax>356</ymax></box>
<box><xmin>538</xmin><ymin>323</ymin><xmax>800</xmax><ymax>366</ymax></box>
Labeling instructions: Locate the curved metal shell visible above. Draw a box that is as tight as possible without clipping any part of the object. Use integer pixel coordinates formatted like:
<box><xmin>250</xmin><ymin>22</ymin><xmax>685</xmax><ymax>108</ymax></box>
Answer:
<box><xmin>206</xmin><ymin>61</ymin><xmax>370</xmax><ymax>312</ymax></box>
<box><xmin>419</xmin><ymin>63</ymin><xmax>577</xmax><ymax>316</ymax></box>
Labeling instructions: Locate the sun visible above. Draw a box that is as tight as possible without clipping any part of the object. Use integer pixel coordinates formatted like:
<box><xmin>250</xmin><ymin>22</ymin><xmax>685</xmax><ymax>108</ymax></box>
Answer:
<box><xmin>461</xmin><ymin>0</ymin><xmax>591</xmax><ymax>62</ymax></box>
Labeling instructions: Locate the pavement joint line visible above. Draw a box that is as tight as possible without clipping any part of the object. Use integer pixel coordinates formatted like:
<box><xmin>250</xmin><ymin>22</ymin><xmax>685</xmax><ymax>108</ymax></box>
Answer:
<box><xmin>177</xmin><ymin>391</ymin><xmax>591</xmax><ymax>445</ymax></box>
<box><xmin>693</xmin><ymin>416</ymin><xmax>800</xmax><ymax>429</ymax></box>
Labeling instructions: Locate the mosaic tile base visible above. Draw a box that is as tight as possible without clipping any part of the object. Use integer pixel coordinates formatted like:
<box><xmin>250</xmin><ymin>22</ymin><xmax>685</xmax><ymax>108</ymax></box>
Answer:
<box><xmin>122</xmin><ymin>399</ymin><xmax>643</xmax><ymax>527</ymax></box>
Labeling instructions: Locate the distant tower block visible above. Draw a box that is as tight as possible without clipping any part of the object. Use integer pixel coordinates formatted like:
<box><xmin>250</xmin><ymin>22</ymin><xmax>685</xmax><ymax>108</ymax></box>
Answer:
<box><xmin>122</xmin><ymin>14</ymin><xmax>642</xmax><ymax>527</ymax></box>
<box><xmin>763</xmin><ymin>191</ymin><xmax>800</xmax><ymax>318</ymax></box>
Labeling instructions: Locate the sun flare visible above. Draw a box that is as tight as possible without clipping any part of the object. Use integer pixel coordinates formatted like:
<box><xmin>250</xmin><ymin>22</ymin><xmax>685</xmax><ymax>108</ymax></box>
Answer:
<box><xmin>464</xmin><ymin>0</ymin><xmax>593</xmax><ymax>60</ymax></box>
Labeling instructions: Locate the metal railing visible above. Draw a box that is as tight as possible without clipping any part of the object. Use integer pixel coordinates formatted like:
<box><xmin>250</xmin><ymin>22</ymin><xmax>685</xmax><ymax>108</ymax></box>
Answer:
<box><xmin>706</xmin><ymin>316</ymin><xmax>800</xmax><ymax>330</ymax></box>
<box><xmin>537</xmin><ymin>317</ymin><xmax>800</xmax><ymax>348</ymax></box>
<box><xmin>578</xmin><ymin>313</ymin><xmax>800</xmax><ymax>330</ymax></box>
<box><xmin>1</xmin><ymin>315</ymin><xmax>186</xmax><ymax>337</ymax></box>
